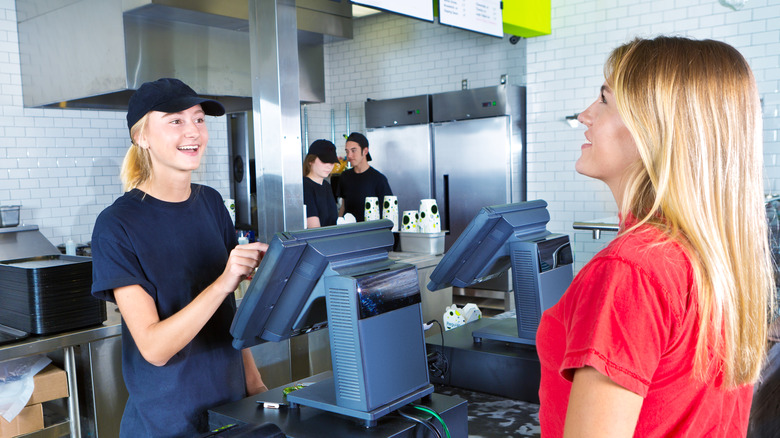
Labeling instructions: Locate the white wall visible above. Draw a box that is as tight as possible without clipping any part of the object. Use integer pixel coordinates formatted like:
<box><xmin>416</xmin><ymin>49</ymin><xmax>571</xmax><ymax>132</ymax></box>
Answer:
<box><xmin>0</xmin><ymin>0</ymin><xmax>777</xmax><ymax>270</ymax></box>
<box><xmin>0</xmin><ymin>1</ymin><xmax>230</xmax><ymax>248</ymax></box>
<box><xmin>307</xmin><ymin>0</ymin><xmax>780</xmax><ymax>270</ymax></box>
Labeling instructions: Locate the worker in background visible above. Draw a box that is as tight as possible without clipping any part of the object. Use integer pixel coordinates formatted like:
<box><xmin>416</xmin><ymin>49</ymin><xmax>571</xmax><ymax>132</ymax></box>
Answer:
<box><xmin>336</xmin><ymin>132</ymin><xmax>393</xmax><ymax>222</ymax></box>
<box><xmin>303</xmin><ymin>139</ymin><xmax>339</xmax><ymax>228</ymax></box>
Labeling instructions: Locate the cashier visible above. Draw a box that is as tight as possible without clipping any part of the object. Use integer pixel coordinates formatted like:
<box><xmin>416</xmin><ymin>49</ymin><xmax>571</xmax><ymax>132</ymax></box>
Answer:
<box><xmin>90</xmin><ymin>78</ymin><xmax>267</xmax><ymax>437</ymax></box>
<box><xmin>336</xmin><ymin>132</ymin><xmax>393</xmax><ymax>222</ymax></box>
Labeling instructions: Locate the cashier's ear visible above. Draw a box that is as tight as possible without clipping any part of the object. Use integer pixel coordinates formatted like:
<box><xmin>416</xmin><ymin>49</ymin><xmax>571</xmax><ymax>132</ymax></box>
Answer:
<box><xmin>133</xmin><ymin>132</ymin><xmax>150</xmax><ymax>150</ymax></box>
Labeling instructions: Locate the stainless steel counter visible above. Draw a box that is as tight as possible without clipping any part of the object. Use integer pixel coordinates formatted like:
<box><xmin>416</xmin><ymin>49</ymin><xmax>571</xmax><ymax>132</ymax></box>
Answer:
<box><xmin>0</xmin><ymin>304</ymin><xmax>121</xmax><ymax>362</ymax></box>
<box><xmin>1</xmin><ymin>304</ymin><xmax>122</xmax><ymax>438</ymax></box>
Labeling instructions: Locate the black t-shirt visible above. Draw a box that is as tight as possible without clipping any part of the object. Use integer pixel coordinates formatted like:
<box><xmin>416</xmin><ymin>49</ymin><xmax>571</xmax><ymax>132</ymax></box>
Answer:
<box><xmin>90</xmin><ymin>185</ymin><xmax>245</xmax><ymax>437</ymax></box>
<box><xmin>303</xmin><ymin>176</ymin><xmax>338</xmax><ymax>227</ymax></box>
<box><xmin>335</xmin><ymin>166</ymin><xmax>393</xmax><ymax>222</ymax></box>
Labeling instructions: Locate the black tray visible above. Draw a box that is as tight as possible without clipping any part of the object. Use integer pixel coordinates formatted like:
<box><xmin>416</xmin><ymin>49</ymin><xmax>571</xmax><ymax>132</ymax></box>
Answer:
<box><xmin>0</xmin><ymin>254</ymin><xmax>106</xmax><ymax>335</ymax></box>
<box><xmin>0</xmin><ymin>322</ymin><xmax>28</xmax><ymax>345</ymax></box>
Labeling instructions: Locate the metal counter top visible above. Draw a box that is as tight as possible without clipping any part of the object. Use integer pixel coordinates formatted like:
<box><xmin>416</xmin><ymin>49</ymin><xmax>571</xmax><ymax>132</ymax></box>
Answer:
<box><xmin>0</xmin><ymin>303</ymin><xmax>121</xmax><ymax>362</ymax></box>
<box><xmin>572</xmin><ymin>216</ymin><xmax>619</xmax><ymax>239</ymax></box>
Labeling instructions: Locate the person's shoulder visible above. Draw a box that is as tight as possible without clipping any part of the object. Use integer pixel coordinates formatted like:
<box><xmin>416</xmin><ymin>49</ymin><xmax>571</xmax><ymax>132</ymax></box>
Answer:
<box><xmin>97</xmin><ymin>191</ymin><xmax>137</xmax><ymax>219</ymax></box>
<box><xmin>193</xmin><ymin>183</ymin><xmax>220</xmax><ymax>199</ymax></box>
<box><xmin>191</xmin><ymin>184</ymin><xmax>226</xmax><ymax>206</ymax></box>
<box><xmin>368</xmin><ymin>166</ymin><xmax>389</xmax><ymax>179</ymax></box>
<box><xmin>595</xmin><ymin>224</ymin><xmax>692</xmax><ymax>285</ymax></box>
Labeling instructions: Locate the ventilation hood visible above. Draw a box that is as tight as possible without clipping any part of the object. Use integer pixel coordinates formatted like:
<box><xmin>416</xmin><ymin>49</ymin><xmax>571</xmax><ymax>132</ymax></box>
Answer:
<box><xmin>15</xmin><ymin>0</ymin><xmax>352</xmax><ymax>112</ymax></box>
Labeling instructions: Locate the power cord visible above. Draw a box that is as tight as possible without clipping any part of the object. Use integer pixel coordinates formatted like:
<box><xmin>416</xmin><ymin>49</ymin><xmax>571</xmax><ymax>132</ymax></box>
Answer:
<box><xmin>411</xmin><ymin>404</ymin><xmax>451</xmax><ymax>438</ymax></box>
<box><xmin>397</xmin><ymin>408</ymin><xmax>442</xmax><ymax>438</ymax></box>
<box><xmin>426</xmin><ymin>319</ymin><xmax>449</xmax><ymax>378</ymax></box>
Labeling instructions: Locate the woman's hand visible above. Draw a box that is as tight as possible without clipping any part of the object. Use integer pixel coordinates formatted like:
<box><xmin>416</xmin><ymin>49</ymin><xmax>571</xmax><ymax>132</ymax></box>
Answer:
<box><xmin>214</xmin><ymin>241</ymin><xmax>268</xmax><ymax>295</ymax></box>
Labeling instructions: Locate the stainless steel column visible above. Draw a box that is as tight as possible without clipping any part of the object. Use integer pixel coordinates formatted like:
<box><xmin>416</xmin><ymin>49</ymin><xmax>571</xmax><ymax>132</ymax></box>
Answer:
<box><xmin>64</xmin><ymin>346</ymin><xmax>82</xmax><ymax>437</ymax></box>
<box><xmin>248</xmin><ymin>0</ymin><xmax>305</xmax><ymax>242</ymax></box>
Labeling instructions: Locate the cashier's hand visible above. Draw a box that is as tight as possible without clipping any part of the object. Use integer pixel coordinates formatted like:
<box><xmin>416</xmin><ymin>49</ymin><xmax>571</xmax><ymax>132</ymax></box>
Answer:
<box><xmin>215</xmin><ymin>241</ymin><xmax>268</xmax><ymax>295</ymax></box>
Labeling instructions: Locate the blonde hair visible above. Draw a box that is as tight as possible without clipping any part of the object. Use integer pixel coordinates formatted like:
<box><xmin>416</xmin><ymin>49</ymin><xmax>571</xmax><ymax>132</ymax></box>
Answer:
<box><xmin>608</xmin><ymin>36</ymin><xmax>774</xmax><ymax>387</ymax></box>
<box><xmin>120</xmin><ymin>114</ymin><xmax>152</xmax><ymax>191</ymax></box>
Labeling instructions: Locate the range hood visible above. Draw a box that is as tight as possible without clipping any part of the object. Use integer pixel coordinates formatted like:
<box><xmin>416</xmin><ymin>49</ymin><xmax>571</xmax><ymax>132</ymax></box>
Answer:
<box><xmin>15</xmin><ymin>0</ymin><xmax>352</xmax><ymax>112</ymax></box>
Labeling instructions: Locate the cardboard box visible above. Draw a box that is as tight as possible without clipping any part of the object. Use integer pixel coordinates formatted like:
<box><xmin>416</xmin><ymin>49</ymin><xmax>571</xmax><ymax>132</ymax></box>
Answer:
<box><xmin>0</xmin><ymin>404</ymin><xmax>43</xmax><ymax>438</ymax></box>
<box><xmin>27</xmin><ymin>365</ymin><xmax>68</xmax><ymax>406</ymax></box>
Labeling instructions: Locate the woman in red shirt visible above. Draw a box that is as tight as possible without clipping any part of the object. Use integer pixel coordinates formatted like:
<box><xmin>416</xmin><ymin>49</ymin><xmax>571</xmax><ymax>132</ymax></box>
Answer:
<box><xmin>537</xmin><ymin>36</ymin><xmax>775</xmax><ymax>437</ymax></box>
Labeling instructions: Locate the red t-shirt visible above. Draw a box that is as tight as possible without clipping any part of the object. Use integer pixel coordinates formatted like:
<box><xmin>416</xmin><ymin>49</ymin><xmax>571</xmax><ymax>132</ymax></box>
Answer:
<box><xmin>536</xmin><ymin>221</ymin><xmax>753</xmax><ymax>437</ymax></box>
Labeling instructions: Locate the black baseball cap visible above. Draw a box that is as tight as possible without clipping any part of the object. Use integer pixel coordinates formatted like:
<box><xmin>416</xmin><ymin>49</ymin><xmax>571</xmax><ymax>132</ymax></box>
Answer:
<box><xmin>345</xmin><ymin>132</ymin><xmax>372</xmax><ymax>162</ymax></box>
<box><xmin>126</xmin><ymin>78</ymin><xmax>226</xmax><ymax>130</ymax></box>
<box><xmin>308</xmin><ymin>139</ymin><xmax>339</xmax><ymax>164</ymax></box>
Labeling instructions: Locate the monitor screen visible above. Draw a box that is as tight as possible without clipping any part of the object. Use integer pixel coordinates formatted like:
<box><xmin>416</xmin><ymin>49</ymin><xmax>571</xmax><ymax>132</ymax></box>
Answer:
<box><xmin>427</xmin><ymin>200</ymin><xmax>573</xmax><ymax>344</ymax></box>
<box><xmin>231</xmin><ymin>220</ymin><xmax>396</xmax><ymax>350</ymax></box>
<box><xmin>427</xmin><ymin>200</ymin><xmax>552</xmax><ymax>291</ymax></box>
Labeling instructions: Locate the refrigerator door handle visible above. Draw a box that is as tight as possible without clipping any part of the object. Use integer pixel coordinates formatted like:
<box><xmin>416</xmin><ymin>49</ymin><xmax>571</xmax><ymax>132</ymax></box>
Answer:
<box><xmin>443</xmin><ymin>174</ymin><xmax>450</xmax><ymax>233</ymax></box>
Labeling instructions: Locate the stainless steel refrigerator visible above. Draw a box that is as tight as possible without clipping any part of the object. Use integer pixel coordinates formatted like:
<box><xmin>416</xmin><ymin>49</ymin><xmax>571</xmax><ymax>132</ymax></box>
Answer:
<box><xmin>364</xmin><ymin>94</ymin><xmax>434</xmax><ymax>216</ymax></box>
<box><xmin>365</xmin><ymin>85</ymin><xmax>526</xmax><ymax>251</ymax></box>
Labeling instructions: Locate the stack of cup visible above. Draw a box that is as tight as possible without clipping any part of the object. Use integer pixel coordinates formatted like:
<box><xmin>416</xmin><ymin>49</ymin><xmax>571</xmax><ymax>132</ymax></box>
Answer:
<box><xmin>418</xmin><ymin>199</ymin><xmax>441</xmax><ymax>233</ymax></box>
<box><xmin>382</xmin><ymin>196</ymin><xmax>399</xmax><ymax>231</ymax></box>
<box><xmin>364</xmin><ymin>197</ymin><xmax>380</xmax><ymax>221</ymax></box>
<box><xmin>401</xmin><ymin>210</ymin><xmax>419</xmax><ymax>232</ymax></box>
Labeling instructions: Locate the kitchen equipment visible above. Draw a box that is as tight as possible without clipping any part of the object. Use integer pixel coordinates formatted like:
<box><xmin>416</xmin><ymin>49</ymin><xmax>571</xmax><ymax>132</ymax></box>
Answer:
<box><xmin>399</xmin><ymin>232</ymin><xmax>446</xmax><ymax>255</ymax></box>
<box><xmin>0</xmin><ymin>225</ymin><xmax>105</xmax><ymax>335</ymax></box>
<box><xmin>366</xmin><ymin>85</ymin><xmax>526</xmax><ymax>250</ymax></box>
<box><xmin>0</xmin><ymin>205</ymin><xmax>20</xmax><ymax>228</ymax></box>
<box><xmin>365</xmin><ymin>94</ymin><xmax>434</xmax><ymax>216</ymax></box>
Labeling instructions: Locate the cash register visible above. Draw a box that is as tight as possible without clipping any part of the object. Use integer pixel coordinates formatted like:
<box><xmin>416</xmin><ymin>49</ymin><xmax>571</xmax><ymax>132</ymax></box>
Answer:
<box><xmin>217</xmin><ymin>220</ymin><xmax>466</xmax><ymax>437</ymax></box>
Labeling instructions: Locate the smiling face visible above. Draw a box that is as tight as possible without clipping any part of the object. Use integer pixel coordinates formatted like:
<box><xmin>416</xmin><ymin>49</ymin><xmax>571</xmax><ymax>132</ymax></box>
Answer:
<box><xmin>576</xmin><ymin>84</ymin><xmax>639</xmax><ymax>204</ymax></box>
<box><xmin>136</xmin><ymin>104</ymin><xmax>208</xmax><ymax>179</ymax></box>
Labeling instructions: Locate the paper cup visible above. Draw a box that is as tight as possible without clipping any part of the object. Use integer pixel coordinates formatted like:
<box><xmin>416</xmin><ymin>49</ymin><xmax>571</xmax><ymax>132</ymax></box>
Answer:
<box><xmin>401</xmin><ymin>210</ymin><xmax>419</xmax><ymax>232</ymax></box>
<box><xmin>418</xmin><ymin>199</ymin><xmax>441</xmax><ymax>233</ymax></box>
<box><xmin>364</xmin><ymin>197</ymin><xmax>380</xmax><ymax>221</ymax></box>
<box><xmin>224</xmin><ymin>198</ymin><xmax>236</xmax><ymax>225</ymax></box>
<box><xmin>382</xmin><ymin>196</ymin><xmax>399</xmax><ymax>231</ymax></box>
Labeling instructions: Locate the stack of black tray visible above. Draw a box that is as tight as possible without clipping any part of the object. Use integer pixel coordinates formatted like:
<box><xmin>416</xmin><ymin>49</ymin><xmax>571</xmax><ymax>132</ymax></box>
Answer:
<box><xmin>0</xmin><ymin>254</ymin><xmax>106</xmax><ymax>335</ymax></box>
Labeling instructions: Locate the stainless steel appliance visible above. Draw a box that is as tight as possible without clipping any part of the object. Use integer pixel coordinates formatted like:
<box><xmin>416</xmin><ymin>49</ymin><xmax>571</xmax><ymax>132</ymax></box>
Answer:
<box><xmin>365</xmin><ymin>85</ymin><xmax>526</xmax><ymax>250</ymax></box>
<box><xmin>364</xmin><ymin>94</ymin><xmax>433</xmax><ymax>215</ymax></box>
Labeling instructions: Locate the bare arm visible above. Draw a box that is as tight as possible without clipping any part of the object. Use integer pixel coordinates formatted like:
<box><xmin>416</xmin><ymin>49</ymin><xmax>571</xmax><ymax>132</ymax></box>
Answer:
<box><xmin>115</xmin><ymin>242</ymin><xmax>268</xmax><ymax>366</ymax></box>
<box><xmin>242</xmin><ymin>348</ymin><xmax>267</xmax><ymax>395</ymax></box>
<box><xmin>306</xmin><ymin>216</ymin><xmax>321</xmax><ymax>229</ymax></box>
<box><xmin>338</xmin><ymin>198</ymin><xmax>345</xmax><ymax>217</ymax></box>
<box><xmin>563</xmin><ymin>366</ymin><xmax>643</xmax><ymax>438</ymax></box>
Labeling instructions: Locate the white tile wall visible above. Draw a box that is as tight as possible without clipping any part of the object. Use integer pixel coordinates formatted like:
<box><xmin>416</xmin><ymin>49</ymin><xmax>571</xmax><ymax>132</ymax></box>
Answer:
<box><xmin>307</xmin><ymin>0</ymin><xmax>780</xmax><ymax>271</ymax></box>
<box><xmin>0</xmin><ymin>1</ymin><xmax>230</xmax><ymax>248</ymax></box>
<box><xmin>0</xmin><ymin>0</ymin><xmax>777</xmax><ymax>270</ymax></box>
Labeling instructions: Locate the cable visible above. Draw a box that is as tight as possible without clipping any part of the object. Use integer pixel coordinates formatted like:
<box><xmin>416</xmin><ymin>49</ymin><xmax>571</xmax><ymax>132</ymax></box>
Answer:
<box><xmin>426</xmin><ymin>319</ymin><xmax>449</xmax><ymax>378</ymax></box>
<box><xmin>426</xmin><ymin>319</ymin><xmax>445</xmax><ymax>349</ymax></box>
<box><xmin>411</xmin><ymin>404</ymin><xmax>451</xmax><ymax>438</ymax></box>
<box><xmin>397</xmin><ymin>408</ymin><xmax>442</xmax><ymax>438</ymax></box>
